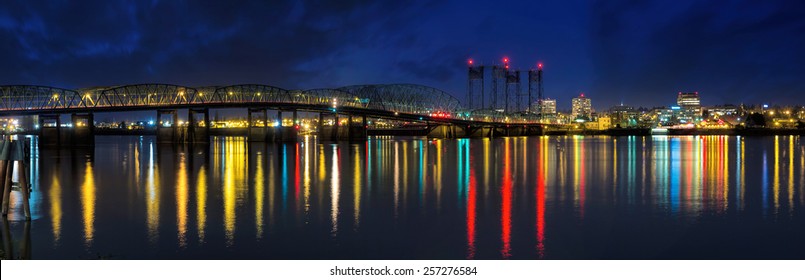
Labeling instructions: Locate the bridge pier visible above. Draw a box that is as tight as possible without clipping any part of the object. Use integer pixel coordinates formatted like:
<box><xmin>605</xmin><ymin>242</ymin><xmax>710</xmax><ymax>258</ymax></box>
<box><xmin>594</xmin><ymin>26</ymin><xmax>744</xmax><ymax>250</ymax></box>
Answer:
<box><xmin>70</xmin><ymin>113</ymin><xmax>95</xmax><ymax>146</ymax></box>
<box><xmin>318</xmin><ymin>112</ymin><xmax>338</xmax><ymax>141</ymax></box>
<box><xmin>317</xmin><ymin>112</ymin><xmax>366</xmax><ymax>141</ymax></box>
<box><xmin>38</xmin><ymin>114</ymin><xmax>62</xmax><ymax>147</ymax></box>
<box><xmin>426</xmin><ymin>123</ymin><xmax>468</xmax><ymax>139</ymax></box>
<box><xmin>38</xmin><ymin>114</ymin><xmax>97</xmax><ymax>147</ymax></box>
<box><xmin>187</xmin><ymin>108</ymin><xmax>210</xmax><ymax>143</ymax></box>
<box><xmin>156</xmin><ymin>109</ymin><xmax>180</xmax><ymax>144</ymax></box>
<box><xmin>248</xmin><ymin>108</ymin><xmax>268</xmax><ymax>142</ymax></box>
<box><xmin>346</xmin><ymin>114</ymin><xmax>368</xmax><ymax>141</ymax></box>
<box><xmin>277</xmin><ymin>110</ymin><xmax>299</xmax><ymax>142</ymax></box>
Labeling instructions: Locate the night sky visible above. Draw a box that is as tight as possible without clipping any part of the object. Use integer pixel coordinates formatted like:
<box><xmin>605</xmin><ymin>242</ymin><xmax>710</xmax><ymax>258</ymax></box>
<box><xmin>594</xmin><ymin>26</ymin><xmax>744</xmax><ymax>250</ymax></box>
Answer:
<box><xmin>2</xmin><ymin>0</ymin><xmax>804</xmax><ymax>110</ymax></box>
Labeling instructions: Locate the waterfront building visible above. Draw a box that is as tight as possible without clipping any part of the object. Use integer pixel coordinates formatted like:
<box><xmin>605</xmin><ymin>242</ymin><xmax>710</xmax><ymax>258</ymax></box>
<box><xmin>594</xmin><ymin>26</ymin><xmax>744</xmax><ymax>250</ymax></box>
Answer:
<box><xmin>705</xmin><ymin>104</ymin><xmax>738</xmax><ymax>118</ymax></box>
<box><xmin>609</xmin><ymin>104</ymin><xmax>639</xmax><ymax>127</ymax></box>
<box><xmin>534</xmin><ymin>98</ymin><xmax>557</xmax><ymax>115</ymax></box>
<box><xmin>571</xmin><ymin>93</ymin><xmax>592</xmax><ymax>120</ymax></box>
<box><xmin>676</xmin><ymin>92</ymin><xmax>702</xmax><ymax>124</ymax></box>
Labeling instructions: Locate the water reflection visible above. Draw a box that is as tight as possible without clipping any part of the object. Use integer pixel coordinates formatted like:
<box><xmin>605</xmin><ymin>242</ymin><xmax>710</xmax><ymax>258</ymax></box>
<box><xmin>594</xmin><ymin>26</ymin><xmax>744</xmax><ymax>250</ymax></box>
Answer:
<box><xmin>80</xmin><ymin>161</ymin><xmax>95</xmax><ymax>246</ymax></box>
<box><xmin>330</xmin><ymin>145</ymin><xmax>340</xmax><ymax>236</ymax></box>
<box><xmin>48</xmin><ymin>165</ymin><xmax>62</xmax><ymax>244</ymax></box>
<box><xmin>2</xmin><ymin>219</ymin><xmax>31</xmax><ymax>259</ymax></box>
<box><xmin>353</xmin><ymin>144</ymin><xmax>361</xmax><ymax>229</ymax></box>
<box><xmin>146</xmin><ymin>142</ymin><xmax>160</xmax><ymax>244</ymax></box>
<box><xmin>501</xmin><ymin>138</ymin><xmax>512</xmax><ymax>258</ymax></box>
<box><xmin>254</xmin><ymin>149</ymin><xmax>265</xmax><ymax>239</ymax></box>
<box><xmin>176</xmin><ymin>152</ymin><xmax>188</xmax><ymax>248</ymax></box>
<box><xmin>465</xmin><ymin>139</ymin><xmax>476</xmax><ymax>259</ymax></box>
<box><xmin>196</xmin><ymin>166</ymin><xmax>207</xmax><ymax>243</ymax></box>
<box><xmin>536</xmin><ymin>137</ymin><xmax>547</xmax><ymax>259</ymax></box>
<box><xmin>22</xmin><ymin>135</ymin><xmax>805</xmax><ymax>259</ymax></box>
<box><xmin>222</xmin><ymin>137</ymin><xmax>247</xmax><ymax>246</ymax></box>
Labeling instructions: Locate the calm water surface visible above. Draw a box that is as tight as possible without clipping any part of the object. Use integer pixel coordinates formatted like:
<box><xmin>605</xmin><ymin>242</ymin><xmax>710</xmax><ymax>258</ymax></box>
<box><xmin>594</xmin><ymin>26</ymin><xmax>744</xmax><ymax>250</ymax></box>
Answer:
<box><xmin>3</xmin><ymin>135</ymin><xmax>805</xmax><ymax>259</ymax></box>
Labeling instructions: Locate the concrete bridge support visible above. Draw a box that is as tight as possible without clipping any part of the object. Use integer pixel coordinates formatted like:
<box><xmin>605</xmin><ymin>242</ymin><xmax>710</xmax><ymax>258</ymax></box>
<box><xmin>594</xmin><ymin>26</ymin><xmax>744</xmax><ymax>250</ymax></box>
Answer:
<box><xmin>38</xmin><ymin>113</ymin><xmax>98</xmax><ymax>147</ymax></box>
<box><xmin>345</xmin><ymin>114</ymin><xmax>368</xmax><ymax>141</ymax></box>
<box><xmin>70</xmin><ymin>113</ymin><xmax>95</xmax><ymax>147</ymax></box>
<box><xmin>156</xmin><ymin>110</ymin><xmax>180</xmax><ymax>144</ymax></box>
<box><xmin>38</xmin><ymin>114</ymin><xmax>62</xmax><ymax>147</ymax></box>
<box><xmin>426</xmin><ymin>123</ymin><xmax>467</xmax><ymax>139</ymax></box>
<box><xmin>248</xmin><ymin>109</ymin><xmax>299</xmax><ymax>142</ymax></box>
<box><xmin>318</xmin><ymin>113</ymin><xmax>367</xmax><ymax>141</ymax></box>
<box><xmin>277</xmin><ymin>110</ymin><xmax>299</xmax><ymax>142</ymax></box>
<box><xmin>248</xmin><ymin>108</ymin><xmax>268</xmax><ymax>142</ymax></box>
<box><xmin>318</xmin><ymin>112</ymin><xmax>339</xmax><ymax>141</ymax></box>
<box><xmin>489</xmin><ymin>125</ymin><xmax>543</xmax><ymax>137</ymax></box>
<box><xmin>187</xmin><ymin>108</ymin><xmax>210</xmax><ymax>143</ymax></box>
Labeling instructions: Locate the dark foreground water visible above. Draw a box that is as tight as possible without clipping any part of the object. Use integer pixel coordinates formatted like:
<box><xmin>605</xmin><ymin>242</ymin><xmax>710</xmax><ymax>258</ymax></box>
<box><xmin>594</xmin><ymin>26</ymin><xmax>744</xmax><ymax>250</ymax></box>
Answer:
<box><xmin>2</xmin><ymin>135</ymin><xmax>804</xmax><ymax>259</ymax></box>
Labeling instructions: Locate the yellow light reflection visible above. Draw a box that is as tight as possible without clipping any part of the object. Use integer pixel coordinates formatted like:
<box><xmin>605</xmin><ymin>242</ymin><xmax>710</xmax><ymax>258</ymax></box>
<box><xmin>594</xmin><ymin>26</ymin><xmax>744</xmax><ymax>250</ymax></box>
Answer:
<box><xmin>176</xmin><ymin>154</ymin><xmax>188</xmax><ymax>248</ymax></box>
<box><xmin>788</xmin><ymin>136</ymin><xmax>794</xmax><ymax>212</ymax></box>
<box><xmin>319</xmin><ymin>145</ymin><xmax>327</xmax><ymax>182</ymax></box>
<box><xmin>223</xmin><ymin>137</ymin><xmax>246</xmax><ymax>246</ymax></box>
<box><xmin>723</xmin><ymin>137</ymin><xmax>729</xmax><ymax>212</ymax></box>
<box><xmin>81</xmin><ymin>161</ymin><xmax>96</xmax><ymax>246</ymax></box>
<box><xmin>255</xmin><ymin>151</ymin><xmax>265</xmax><ymax>238</ymax></box>
<box><xmin>774</xmin><ymin>136</ymin><xmax>780</xmax><ymax>213</ymax></box>
<box><xmin>196</xmin><ymin>166</ymin><xmax>207</xmax><ymax>243</ymax></box>
<box><xmin>49</xmin><ymin>170</ymin><xmax>62</xmax><ymax>244</ymax></box>
<box><xmin>483</xmin><ymin>138</ymin><xmax>490</xmax><ymax>197</ymax></box>
<box><xmin>354</xmin><ymin>145</ymin><xmax>362</xmax><ymax>229</ymax></box>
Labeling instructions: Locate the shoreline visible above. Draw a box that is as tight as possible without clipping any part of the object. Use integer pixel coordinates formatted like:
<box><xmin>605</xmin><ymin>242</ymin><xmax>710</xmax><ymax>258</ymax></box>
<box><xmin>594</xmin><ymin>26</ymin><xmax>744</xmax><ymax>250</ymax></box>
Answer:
<box><xmin>538</xmin><ymin>128</ymin><xmax>804</xmax><ymax>136</ymax></box>
<box><xmin>6</xmin><ymin>127</ymin><xmax>804</xmax><ymax>137</ymax></box>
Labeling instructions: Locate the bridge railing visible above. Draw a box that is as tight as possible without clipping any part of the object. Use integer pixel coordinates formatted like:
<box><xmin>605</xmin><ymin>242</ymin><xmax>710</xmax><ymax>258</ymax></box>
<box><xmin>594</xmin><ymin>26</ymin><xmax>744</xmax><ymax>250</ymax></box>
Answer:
<box><xmin>1</xmin><ymin>84</ymin><xmax>547</xmax><ymax>125</ymax></box>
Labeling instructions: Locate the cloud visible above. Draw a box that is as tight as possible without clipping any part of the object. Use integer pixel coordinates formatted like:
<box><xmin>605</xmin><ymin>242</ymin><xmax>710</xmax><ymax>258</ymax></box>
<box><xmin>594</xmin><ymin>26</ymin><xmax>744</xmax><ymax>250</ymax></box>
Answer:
<box><xmin>590</xmin><ymin>0</ymin><xmax>805</xmax><ymax>106</ymax></box>
<box><xmin>0</xmin><ymin>0</ymin><xmax>441</xmax><ymax>89</ymax></box>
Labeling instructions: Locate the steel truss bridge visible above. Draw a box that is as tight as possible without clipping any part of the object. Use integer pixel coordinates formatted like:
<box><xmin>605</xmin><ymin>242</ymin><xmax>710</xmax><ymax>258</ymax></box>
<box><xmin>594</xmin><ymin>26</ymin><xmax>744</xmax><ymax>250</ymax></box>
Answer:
<box><xmin>0</xmin><ymin>83</ymin><xmax>545</xmax><ymax>125</ymax></box>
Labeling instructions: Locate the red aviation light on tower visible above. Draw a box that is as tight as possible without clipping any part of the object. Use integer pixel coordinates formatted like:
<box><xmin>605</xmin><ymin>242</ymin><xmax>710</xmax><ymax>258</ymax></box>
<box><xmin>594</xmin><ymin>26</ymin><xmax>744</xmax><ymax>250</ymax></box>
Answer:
<box><xmin>580</xmin><ymin>92</ymin><xmax>585</xmax><ymax>98</ymax></box>
<box><xmin>503</xmin><ymin>57</ymin><xmax>510</xmax><ymax>69</ymax></box>
<box><xmin>468</xmin><ymin>59</ymin><xmax>474</xmax><ymax>66</ymax></box>
<box><xmin>538</xmin><ymin>63</ymin><xmax>543</xmax><ymax>69</ymax></box>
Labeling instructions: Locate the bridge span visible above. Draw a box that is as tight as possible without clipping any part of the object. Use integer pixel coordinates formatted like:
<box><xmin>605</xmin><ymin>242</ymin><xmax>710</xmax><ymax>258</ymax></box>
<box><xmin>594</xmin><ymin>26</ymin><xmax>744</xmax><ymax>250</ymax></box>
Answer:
<box><xmin>1</xmin><ymin>83</ymin><xmax>553</xmax><ymax>146</ymax></box>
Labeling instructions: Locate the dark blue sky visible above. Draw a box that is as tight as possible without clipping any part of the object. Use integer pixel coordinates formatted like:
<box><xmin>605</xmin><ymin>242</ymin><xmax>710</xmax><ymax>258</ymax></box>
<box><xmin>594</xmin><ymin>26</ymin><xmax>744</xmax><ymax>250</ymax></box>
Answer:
<box><xmin>2</xmin><ymin>0</ymin><xmax>804</xmax><ymax>110</ymax></box>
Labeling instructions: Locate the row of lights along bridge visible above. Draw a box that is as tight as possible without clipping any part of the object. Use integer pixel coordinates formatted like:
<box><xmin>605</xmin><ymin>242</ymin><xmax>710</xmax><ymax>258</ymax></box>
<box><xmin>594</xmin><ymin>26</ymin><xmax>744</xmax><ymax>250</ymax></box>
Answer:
<box><xmin>467</xmin><ymin>57</ymin><xmax>544</xmax><ymax>116</ymax></box>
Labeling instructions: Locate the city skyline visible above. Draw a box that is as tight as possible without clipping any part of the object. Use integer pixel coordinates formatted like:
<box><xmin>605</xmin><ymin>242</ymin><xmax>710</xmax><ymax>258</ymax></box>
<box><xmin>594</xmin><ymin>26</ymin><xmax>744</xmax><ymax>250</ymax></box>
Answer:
<box><xmin>2</xmin><ymin>1</ymin><xmax>804</xmax><ymax>109</ymax></box>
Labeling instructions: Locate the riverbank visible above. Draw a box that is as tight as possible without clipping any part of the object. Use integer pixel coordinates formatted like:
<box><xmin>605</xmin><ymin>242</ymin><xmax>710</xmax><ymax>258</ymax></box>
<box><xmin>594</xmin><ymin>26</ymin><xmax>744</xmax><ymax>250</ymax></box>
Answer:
<box><xmin>556</xmin><ymin>128</ymin><xmax>804</xmax><ymax>136</ymax></box>
<box><xmin>9</xmin><ymin>127</ymin><xmax>805</xmax><ymax>138</ymax></box>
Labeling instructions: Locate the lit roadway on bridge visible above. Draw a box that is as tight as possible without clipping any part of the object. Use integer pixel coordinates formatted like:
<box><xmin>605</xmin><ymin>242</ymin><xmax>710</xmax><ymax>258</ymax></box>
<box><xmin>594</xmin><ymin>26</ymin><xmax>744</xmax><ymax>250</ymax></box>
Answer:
<box><xmin>0</xmin><ymin>84</ymin><xmax>545</xmax><ymax>126</ymax></box>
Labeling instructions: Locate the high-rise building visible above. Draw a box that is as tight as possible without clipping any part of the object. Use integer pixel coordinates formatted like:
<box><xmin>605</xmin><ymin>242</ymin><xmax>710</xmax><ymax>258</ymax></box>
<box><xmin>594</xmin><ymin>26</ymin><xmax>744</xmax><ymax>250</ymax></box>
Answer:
<box><xmin>676</xmin><ymin>92</ymin><xmax>702</xmax><ymax>123</ymax></box>
<box><xmin>532</xmin><ymin>98</ymin><xmax>556</xmax><ymax>115</ymax></box>
<box><xmin>571</xmin><ymin>93</ymin><xmax>592</xmax><ymax>119</ymax></box>
<box><xmin>677</xmin><ymin>92</ymin><xmax>700</xmax><ymax>107</ymax></box>
<box><xmin>609</xmin><ymin>104</ymin><xmax>638</xmax><ymax>127</ymax></box>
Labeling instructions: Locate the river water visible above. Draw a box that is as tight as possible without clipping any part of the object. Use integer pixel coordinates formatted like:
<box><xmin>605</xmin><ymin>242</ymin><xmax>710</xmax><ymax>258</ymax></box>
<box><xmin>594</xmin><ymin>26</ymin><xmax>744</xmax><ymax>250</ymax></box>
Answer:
<box><xmin>3</xmin><ymin>135</ymin><xmax>804</xmax><ymax>259</ymax></box>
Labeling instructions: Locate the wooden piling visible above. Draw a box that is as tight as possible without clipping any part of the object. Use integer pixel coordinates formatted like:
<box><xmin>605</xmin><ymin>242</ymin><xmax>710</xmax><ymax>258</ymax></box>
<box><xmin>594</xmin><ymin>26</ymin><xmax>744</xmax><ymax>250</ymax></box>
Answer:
<box><xmin>19</xmin><ymin>159</ymin><xmax>31</xmax><ymax>219</ymax></box>
<box><xmin>0</xmin><ymin>140</ymin><xmax>31</xmax><ymax>220</ymax></box>
<box><xmin>0</xmin><ymin>141</ymin><xmax>7</xmax><ymax>216</ymax></box>
<box><xmin>1</xmin><ymin>159</ymin><xmax>11</xmax><ymax>216</ymax></box>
